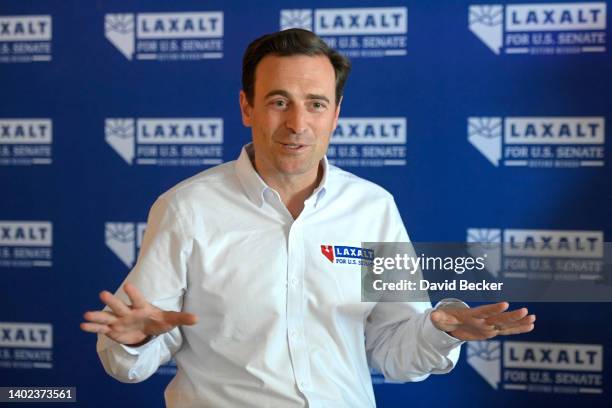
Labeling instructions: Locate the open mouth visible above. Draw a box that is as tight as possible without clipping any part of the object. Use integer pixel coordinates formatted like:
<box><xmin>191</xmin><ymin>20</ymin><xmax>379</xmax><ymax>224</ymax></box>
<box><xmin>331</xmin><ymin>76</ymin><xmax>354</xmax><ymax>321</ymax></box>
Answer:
<box><xmin>278</xmin><ymin>142</ymin><xmax>308</xmax><ymax>152</ymax></box>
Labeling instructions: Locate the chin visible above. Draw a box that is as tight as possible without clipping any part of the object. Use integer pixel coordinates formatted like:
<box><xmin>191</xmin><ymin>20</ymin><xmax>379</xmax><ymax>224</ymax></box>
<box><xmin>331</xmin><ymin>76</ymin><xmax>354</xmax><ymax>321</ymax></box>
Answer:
<box><xmin>276</xmin><ymin>160</ymin><xmax>315</xmax><ymax>176</ymax></box>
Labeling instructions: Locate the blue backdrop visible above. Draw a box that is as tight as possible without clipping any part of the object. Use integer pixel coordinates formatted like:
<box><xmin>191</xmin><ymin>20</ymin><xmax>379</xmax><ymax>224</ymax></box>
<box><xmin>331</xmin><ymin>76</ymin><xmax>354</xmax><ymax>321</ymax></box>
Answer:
<box><xmin>1</xmin><ymin>1</ymin><xmax>610</xmax><ymax>406</ymax></box>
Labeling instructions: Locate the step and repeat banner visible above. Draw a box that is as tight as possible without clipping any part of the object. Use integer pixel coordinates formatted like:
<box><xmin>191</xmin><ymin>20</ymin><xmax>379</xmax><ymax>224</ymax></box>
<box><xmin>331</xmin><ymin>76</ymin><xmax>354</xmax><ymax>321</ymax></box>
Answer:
<box><xmin>1</xmin><ymin>1</ymin><xmax>610</xmax><ymax>407</ymax></box>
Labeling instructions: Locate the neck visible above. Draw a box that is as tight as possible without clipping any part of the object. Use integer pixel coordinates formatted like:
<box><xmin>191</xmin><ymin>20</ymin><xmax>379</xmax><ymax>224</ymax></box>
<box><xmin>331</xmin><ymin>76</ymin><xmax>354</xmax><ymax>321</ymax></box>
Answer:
<box><xmin>253</xmin><ymin>159</ymin><xmax>323</xmax><ymax>220</ymax></box>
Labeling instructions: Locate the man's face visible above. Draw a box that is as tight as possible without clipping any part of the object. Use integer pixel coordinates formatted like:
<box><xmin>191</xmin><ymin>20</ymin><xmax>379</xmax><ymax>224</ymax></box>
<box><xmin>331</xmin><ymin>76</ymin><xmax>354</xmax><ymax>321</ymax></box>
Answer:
<box><xmin>240</xmin><ymin>54</ymin><xmax>341</xmax><ymax>181</ymax></box>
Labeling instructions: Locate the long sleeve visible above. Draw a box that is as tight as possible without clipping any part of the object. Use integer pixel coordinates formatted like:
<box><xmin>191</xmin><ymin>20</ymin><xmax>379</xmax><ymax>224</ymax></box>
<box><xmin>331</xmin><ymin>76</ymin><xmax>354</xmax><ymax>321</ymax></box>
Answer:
<box><xmin>364</xmin><ymin>196</ymin><xmax>464</xmax><ymax>382</ymax></box>
<box><xmin>96</xmin><ymin>297</ymin><xmax>184</xmax><ymax>383</ymax></box>
<box><xmin>365</xmin><ymin>301</ymin><xmax>463</xmax><ymax>382</ymax></box>
<box><xmin>96</xmin><ymin>195</ymin><xmax>193</xmax><ymax>383</ymax></box>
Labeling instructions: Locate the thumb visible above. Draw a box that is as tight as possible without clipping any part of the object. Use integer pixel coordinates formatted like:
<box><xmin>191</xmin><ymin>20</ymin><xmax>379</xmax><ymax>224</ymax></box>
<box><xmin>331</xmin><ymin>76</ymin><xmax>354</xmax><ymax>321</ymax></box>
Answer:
<box><xmin>430</xmin><ymin>309</ymin><xmax>460</xmax><ymax>331</ymax></box>
<box><xmin>163</xmin><ymin>311</ymin><xmax>199</xmax><ymax>327</ymax></box>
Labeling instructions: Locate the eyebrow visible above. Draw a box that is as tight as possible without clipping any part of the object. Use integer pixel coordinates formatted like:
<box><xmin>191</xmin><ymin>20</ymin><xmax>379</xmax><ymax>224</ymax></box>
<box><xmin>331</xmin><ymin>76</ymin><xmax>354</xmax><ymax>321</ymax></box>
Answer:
<box><xmin>264</xmin><ymin>90</ymin><xmax>331</xmax><ymax>104</ymax></box>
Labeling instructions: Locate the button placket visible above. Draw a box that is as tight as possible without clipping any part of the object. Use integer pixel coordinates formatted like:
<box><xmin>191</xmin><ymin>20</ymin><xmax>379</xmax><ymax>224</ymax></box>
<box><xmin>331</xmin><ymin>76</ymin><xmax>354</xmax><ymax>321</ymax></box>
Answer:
<box><xmin>285</xmin><ymin>219</ymin><xmax>313</xmax><ymax>397</ymax></box>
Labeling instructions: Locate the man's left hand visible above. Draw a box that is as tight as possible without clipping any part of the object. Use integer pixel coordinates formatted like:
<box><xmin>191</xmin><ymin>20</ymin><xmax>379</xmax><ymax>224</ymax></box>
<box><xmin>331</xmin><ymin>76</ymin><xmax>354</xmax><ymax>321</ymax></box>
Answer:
<box><xmin>430</xmin><ymin>302</ymin><xmax>535</xmax><ymax>341</ymax></box>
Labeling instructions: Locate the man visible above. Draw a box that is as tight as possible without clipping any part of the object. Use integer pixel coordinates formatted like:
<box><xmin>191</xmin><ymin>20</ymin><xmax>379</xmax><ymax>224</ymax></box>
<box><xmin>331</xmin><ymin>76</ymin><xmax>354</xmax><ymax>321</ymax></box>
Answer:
<box><xmin>81</xmin><ymin>29</ymin><xmax>535</xmax><ymax>407</ymax></box>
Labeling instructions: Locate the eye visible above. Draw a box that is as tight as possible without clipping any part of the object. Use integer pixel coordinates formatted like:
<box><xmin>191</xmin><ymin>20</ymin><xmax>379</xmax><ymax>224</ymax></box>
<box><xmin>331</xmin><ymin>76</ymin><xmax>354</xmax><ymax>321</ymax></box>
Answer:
<box><xmin>310</xmin><ymin>101</ymin><xmax>328</xmax><ymax>112</ymax></box>
<box><xmin>269</xmin><ymin>99</ymin><xmax>288</xmax><ymax>110</ymax></box>
<box><xmin>272</xmin><ymin>99</ymin><xmax>287</xmax><ymax>109</ymax></box>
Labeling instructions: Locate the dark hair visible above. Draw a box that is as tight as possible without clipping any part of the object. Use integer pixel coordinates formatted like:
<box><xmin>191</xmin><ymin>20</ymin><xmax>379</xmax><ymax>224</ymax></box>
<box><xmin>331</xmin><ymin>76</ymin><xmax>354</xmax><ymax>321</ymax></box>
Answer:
<box><xmin>242</xmin><ymin>28</ymin><xmax>351</xmax><ymax>106</ymax></box>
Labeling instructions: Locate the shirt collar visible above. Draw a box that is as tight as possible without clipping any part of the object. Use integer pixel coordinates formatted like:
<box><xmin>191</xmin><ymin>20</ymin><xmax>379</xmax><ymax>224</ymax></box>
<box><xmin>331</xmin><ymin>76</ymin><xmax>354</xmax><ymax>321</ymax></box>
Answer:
<box><xmin>235</xmin><ymin>143</ymin><xmax>329</xmax><ymax>208</ymax></box>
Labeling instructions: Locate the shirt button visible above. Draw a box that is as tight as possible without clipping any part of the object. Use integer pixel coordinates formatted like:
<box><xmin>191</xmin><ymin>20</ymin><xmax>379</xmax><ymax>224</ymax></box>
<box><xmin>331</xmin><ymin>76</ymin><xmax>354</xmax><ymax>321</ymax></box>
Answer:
<box><xmin>290</xmin><ymin>277</ymin><xmax>299</xmax><ymax>287</ymax></box>
<box><xmin>289</xmin><ymin>331</ymin><xmax>298</xmax><ymax>340</ymax></box>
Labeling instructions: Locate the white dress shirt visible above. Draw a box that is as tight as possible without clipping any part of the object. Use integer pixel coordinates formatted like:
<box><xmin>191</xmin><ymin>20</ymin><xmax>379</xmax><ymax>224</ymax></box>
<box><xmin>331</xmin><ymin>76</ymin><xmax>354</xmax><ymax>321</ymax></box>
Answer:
<box><xmin>97</xmin><ymin>144</ymin><xmax>463</xmax><ymax>407</ymax></box>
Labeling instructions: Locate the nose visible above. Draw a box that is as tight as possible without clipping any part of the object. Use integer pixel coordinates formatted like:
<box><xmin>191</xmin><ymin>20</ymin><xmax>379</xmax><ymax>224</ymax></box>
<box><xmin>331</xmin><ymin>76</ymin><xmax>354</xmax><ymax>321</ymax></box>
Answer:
<box><xmin>285</xmin><ymin>105</ymin><xmax>308</xmax><ymax>135</ymax></box>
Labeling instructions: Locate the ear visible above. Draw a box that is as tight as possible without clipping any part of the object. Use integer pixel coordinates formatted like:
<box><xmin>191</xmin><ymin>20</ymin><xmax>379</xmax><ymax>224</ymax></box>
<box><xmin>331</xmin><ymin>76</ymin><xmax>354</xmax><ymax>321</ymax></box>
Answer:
<box><xmin>239</xmin><ymin>90</ymin><xmax>253</xmax><ymax>127</ymax></box>
<box><xmin>332</xmin><ymin>96</ymin><xmax>343</xmax><ymax>130</ymax></box>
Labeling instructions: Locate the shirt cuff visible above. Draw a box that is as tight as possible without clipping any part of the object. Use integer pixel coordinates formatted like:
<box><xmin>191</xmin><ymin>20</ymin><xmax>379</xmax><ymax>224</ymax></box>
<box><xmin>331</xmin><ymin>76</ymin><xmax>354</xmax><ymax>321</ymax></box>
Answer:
<box><xmin>421</xmin><ymin>298</ymin><xmax>470</xmax><ymax>350</ymax></box>
<box><xmin>119</xmin><ymin>335</ymin><xmax>160</xmax><ymax>356</ymax></box>
<box><xmin>422</xmin><ymin>311</ymin><xmax>464</xmax><ymax>352</ymax></box>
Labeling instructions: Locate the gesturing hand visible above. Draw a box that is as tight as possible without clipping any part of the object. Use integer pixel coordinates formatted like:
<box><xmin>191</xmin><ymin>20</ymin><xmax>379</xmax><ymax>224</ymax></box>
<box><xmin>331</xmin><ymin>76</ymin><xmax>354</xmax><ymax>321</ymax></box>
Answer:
<box><xmin>80</xmin><ymin>282</ymin><xmax>198</xmax><ymax>346</ymax></box>
<box><xmin>430</xmin><ymin>302</ymin><xmax>535</xmax><ymax>341</ymax></box>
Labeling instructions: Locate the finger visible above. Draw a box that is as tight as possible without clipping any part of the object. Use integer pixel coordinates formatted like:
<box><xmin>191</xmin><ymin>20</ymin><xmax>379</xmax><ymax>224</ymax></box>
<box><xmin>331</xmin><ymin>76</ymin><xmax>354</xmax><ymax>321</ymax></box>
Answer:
<box><xmin>474</xmin><ymin>318</ymin><xmax>500</xmax><ymax>334</ymax></box>
<box><xmin>485</xmin><ymin>307</ymin><xmax>528</xmax><ymax>326</ymax></box>
<box><xmin>83</xmin><ymin>311</ymin><xmax>117</xmax><ymax>325</ymax></box>
<box><xmin>491</xmin><ymin>314</ymin><xmax>536</xmax><ymax>331</ymax></box>
<box><xmin>80</xmin><ymin>322</ymin><xmax>110</xmax><ymax>334</ymax></box>
<box><xmin>162</xmin><ymin>311</ymin><xmax>198</xmax><ymax>327</ymax></box>
<box><xmin>471</xmin><ymin>302</ymin><xmax>510</xmax><ymax>319</ymax></box>
<box><xmin>509</xmin><ymin>314</ymin><xmax>536</xmax><ymax>326</ymax></box>
<box><xmin>124</xmin><ymin>282</ymin><xmax>149</xmax><ymax>309</ymax></box>
<box><xmin>456</xmin><ymin>312</ymin><xmax>504</xmax><ymax>334</ymax></box>
<box><xmin>498</xmin><ymin>323</ymin><xmax>535</xmax><ymax>336</ymax></box>
<box><xmin>434</xmin><ymin>309</ymin><xmax>497</xmax><ymax>333</ymax></box>
<box><xmin>99</xmin><ymin>291</ymin><xmax>131</xmax><ymax>317</ymax></box>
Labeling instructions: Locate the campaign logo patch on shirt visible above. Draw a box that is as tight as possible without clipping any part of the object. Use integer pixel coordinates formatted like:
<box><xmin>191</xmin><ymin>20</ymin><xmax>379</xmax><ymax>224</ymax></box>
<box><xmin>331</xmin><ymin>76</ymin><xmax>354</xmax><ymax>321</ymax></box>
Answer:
<box><xmin>321</xmin><ymin>245</ymin><xmax>374</xmax><ymax>266</ymax></box>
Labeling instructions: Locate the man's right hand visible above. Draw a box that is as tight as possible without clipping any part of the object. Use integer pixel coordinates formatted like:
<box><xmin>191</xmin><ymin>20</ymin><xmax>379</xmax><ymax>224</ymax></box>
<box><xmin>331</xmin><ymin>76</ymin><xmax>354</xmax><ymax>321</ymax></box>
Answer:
<box><xmin>80</xmin><ymin>282</ymin><xmax>198</xmax><ymax>346</ymax></box>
